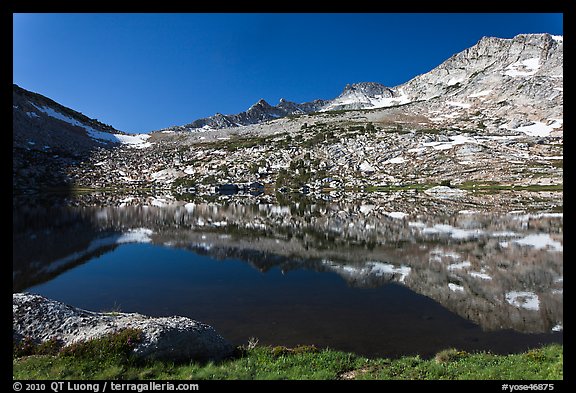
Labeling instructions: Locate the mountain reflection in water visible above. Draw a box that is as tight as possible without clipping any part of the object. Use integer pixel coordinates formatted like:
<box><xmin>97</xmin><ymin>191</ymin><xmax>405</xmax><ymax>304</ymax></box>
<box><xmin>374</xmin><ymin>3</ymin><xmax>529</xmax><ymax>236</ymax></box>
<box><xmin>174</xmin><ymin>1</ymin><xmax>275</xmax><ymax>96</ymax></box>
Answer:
<box><xmin>13</xmin><ymin>194</ymin><xmax>562</xmax><ymax>358</ymax></box>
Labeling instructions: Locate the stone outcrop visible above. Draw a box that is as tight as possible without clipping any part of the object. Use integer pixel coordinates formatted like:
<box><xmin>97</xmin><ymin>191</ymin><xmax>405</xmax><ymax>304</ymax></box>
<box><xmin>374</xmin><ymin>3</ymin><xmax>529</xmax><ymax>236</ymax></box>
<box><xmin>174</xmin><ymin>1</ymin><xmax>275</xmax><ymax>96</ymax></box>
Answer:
<box><xmin>399</xmin><ymin>33</ymin><xmax>563</xmax><ymax>130</ymax></box>
<box><xmin>13</xmin><ymin>292</ymin><xmax>235</xmax><ymax>362</ymax></box>
<box><xmin>163</xmin><ymin>97</ymin><xmax>329</xmax><ymax>132</ymax></box>
<box><xmin>322</xmin><ymin>82</ymin><xmax>397</xmax><ymax>111</ymax></box>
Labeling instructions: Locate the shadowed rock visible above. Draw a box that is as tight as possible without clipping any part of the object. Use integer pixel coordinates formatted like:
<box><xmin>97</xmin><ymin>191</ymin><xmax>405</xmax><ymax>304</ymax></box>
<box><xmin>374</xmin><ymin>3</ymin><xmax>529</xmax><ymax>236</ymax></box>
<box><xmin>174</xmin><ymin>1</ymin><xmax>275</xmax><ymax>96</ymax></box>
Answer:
<box><xmin>13</xmin><ymin>293</ymin><xmax>234</xmax><ymax>362</ymax></box>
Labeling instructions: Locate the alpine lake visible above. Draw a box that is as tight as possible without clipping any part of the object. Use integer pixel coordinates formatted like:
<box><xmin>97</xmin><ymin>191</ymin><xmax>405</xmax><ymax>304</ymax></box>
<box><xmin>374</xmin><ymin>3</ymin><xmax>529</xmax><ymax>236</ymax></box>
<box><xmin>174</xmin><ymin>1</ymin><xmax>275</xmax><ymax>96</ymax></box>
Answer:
<box><xmin>13</xmin><ymin>187</ymin><xmax>563</xmax><ymax>359</ymax></box>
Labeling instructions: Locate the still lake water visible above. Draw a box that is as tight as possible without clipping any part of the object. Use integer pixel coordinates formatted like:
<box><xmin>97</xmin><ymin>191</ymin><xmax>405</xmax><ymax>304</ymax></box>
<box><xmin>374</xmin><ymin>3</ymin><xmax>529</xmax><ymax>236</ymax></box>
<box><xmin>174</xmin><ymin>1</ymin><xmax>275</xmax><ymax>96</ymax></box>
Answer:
<box><xmin>13</xmin><ymin>193</ymin><xmax>563</xmax><ymax>358</ymax></box>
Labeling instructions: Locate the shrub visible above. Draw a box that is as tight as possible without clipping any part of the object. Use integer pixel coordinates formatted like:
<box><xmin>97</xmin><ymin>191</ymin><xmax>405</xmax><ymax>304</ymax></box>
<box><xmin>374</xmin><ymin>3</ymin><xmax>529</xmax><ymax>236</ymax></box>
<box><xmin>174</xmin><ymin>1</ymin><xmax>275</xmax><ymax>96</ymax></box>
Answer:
<box><xmin>434</xmin><ymin>348</ymin><xmax>467</xmax><ymax>364</ymax></box>
<box><xmin>60</xmin><ymin>328</ymin><xmax>143</xmax><ymax>361</ymax></box>
<box><xmin>14</xmin><ymin>336</ymin><xmax>64</xmax><ymax>358</ymax></box>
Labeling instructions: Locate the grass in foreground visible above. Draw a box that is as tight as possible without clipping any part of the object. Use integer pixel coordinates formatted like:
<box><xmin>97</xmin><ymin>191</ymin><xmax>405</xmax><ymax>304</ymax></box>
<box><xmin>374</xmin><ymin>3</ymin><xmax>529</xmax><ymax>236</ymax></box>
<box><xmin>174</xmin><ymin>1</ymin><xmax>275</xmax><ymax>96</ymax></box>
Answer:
<box><xmin>13</xmin><ymin>331</ymin><xmax>563</xmax><ymax>380</ymax></box>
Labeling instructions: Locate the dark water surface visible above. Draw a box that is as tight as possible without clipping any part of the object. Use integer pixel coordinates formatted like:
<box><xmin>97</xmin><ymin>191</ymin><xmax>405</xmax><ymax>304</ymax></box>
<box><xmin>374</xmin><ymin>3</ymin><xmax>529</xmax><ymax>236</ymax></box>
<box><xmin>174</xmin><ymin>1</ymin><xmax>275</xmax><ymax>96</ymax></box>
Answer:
<box><xmin>14</xmin><ymin>195</ymin><xmax>563</xmax><ymax>358</ymax></box>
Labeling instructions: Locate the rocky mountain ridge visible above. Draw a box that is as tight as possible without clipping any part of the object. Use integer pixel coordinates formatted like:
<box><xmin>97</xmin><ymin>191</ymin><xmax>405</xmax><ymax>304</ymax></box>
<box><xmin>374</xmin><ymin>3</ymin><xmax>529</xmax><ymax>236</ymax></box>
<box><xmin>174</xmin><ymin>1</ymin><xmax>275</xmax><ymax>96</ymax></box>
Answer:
<box><xmin>13</xmin><ymin>84</ymin><xmax>121</xmax><ymax>155</ymax></box>
<box><xmin>162</xmin><ymin>97</ymin><xmax>329</xmax><ymax>132</ymax></box>
<box><xmin>12</xmin><ymin>33</ymin><xmax>563</xmax><ymax>200</ymax></box>
<box><xmin>158</xmin><ymin>33</ymin><xmax>562</xmax><ymax>132</ymax></box>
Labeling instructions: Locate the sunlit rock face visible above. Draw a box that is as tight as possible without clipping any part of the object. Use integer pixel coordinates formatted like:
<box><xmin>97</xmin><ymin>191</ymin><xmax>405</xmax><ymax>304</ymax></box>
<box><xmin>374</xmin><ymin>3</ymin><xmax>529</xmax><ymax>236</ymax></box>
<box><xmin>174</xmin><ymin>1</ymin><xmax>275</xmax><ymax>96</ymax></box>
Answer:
<box><xmin>162</xmin><ymin>34</ymin><xmax>563</xmax><ymax>129</ymax></box>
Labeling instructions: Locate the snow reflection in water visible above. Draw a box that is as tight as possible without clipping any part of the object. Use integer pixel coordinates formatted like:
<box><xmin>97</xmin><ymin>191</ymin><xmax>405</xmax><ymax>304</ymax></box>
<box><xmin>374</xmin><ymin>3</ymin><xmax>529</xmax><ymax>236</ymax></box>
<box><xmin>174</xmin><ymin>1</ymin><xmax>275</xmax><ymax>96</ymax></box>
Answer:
<box><xmin>13</xmin><ymin>196</ymin><xmax>562</xmax><ymax>358</ymax></box>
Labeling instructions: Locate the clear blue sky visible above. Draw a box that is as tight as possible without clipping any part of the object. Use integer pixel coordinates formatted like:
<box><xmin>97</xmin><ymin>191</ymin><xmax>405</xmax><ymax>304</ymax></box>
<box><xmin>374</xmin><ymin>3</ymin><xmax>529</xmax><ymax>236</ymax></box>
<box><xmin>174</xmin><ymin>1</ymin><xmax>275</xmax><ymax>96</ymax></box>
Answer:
<box><xmin>13</xmin><ymin>13</ymin><xmax>563</xmax><ymax>133</ymax></box>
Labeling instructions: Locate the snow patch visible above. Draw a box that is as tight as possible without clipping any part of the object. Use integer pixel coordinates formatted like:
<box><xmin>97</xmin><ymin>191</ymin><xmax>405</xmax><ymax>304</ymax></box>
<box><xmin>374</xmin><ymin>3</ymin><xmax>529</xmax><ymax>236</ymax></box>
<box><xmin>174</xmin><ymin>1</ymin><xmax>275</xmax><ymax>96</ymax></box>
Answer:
<box><xmin>36</xmin><ymin>230</ymin><xmax>151</xmax><ymax>274</ymax></box>
<box><xmin>368</xmin><ymin>262</ymin><xmax>411</xmax><ymax>283</ymax></box>
<box><xmin>421</xmin><ymin>223</ymin><xmax>484</xmax><ymax>240</ymax></box>
<box><xmin>447</xmin><ymin>77</ymin><xmax>465</xmax><ymax>86</ymax></box>
<box><xmin>269</xmin><ymin>205</ymin><xmax>291</xmax><ymax>215</ymax></box>
<box><xmin>323</xmin><ymin>88</ymin><xmax>411</xmax><ymax>111</ymax></box>
<box><xmin>150</xmin><ymin>198</ymin><xmax>169</xmax><ymax>207</ymax></box>
<box><xmin>548</xmin><ymin>119</ymin><xmax>563</xmax><ymax>129</ymax></box>
<box><xmin>469</xmin><ymin>270</ymin><xmax>492</xmax><ymax>280</ymax></box>
<box><xmin>491</xmin><ymin>231</ymin><xmax>519</xmax><ymax>237</ymax></box>
<box><xmin>447</xmin><ymin>101</ymin><xmax>471</xmax><ymax>109</ymax></box>
<box><xmin>367</xmin><ymin>88</ymin><xmax>412</xmax><ymax>108</ymax></box>
<box><xmin>115</xmin><ymin>133</ymin><xmax>152</xmax><ymax>148</ymax></box>
<box><xmin>359</xmin><ymin>161</ymin><xmax>376</xmax><ymax>172</ymax></box>
<box><xmin>30</xmin><ymin>102</ymin><xmax>151</xmax><ymax>148</ymax></box>
<box><xmin>117</xmin><ymin>228</ymin><xmax>154</xmax><ymax>244</ymax></box>
<box><xmin>430</xmin><ymin>248</ymin><xmax>461</xmax><ymax>260</ymax></box>
<box><xmin>194</xmin><ymin>242</ymin><xmax>213</xmax><ymax>251</ymax></box>
<box><xmin>386</xmin><ymin>211</ymin><xmax>408</xmax><ymax>219</ymax></box>
<box><xmin>505</xmin><ymin>291</ymin><xmax>540</xmax><ymax>311</ymax></box>
<box><xmin>422</xmin><ymin>134</ymin><xmax>475</xmax><ymax>151</ymax></box>
<box><xmin>507</xmin><ymin>212</ymin><xmax>563</xmax><ymax>220</ymax></box>
<box><xmin>513</xmin><ymin>234</ymin><xmax>562</xmax><ymax>252</ymax></box>
<box><xmin>408</xmin><ymin>221</ymin><xmax>427</xmax><ymax>228</ymax></box>
<box><xmin>448</xmin><ymin>283</ymin><xmax>465</xmax><ymax>292</ymax></box>
<box><xmin>515</xmin><ymin>121</ymin><xmax>554</xmax><ymax>137</ymax></box>
<box><xmin>359</xmin><ymin>204</ymin><xmax>375</xmax><ymax>214</ymax></box>
<box><xmin>321</xmin><ymin>260</ymin><xmax>411</xmax><ymax>284</ymax></box>
<box><xmin>447</xmin><ymin>261</ymin><xmax>472</xmax><ymax>270</ymax></box>
<box><xmin>504</xmin><ymin>57</ymin><xmax>541</xmax><ymax>77</ymax></box>
<box><xmin>468</xmin><ymin>89</ymin><xmax>492</xmax><ymax>98</ymax></box>
<box><xmin>385</xmin><ymin>156</ymin><xmax>406</xmax><ymax>164</ymax></box>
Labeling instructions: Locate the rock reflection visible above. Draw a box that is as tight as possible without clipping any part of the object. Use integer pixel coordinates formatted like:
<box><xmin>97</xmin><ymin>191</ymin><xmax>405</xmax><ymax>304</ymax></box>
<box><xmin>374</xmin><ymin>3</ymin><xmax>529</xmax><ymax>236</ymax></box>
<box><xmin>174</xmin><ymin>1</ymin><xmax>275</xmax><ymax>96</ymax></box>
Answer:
<box><xmin>13</xmin><ymin>194</ymin><xmax>562</xmax><ymax>335</ymax></box>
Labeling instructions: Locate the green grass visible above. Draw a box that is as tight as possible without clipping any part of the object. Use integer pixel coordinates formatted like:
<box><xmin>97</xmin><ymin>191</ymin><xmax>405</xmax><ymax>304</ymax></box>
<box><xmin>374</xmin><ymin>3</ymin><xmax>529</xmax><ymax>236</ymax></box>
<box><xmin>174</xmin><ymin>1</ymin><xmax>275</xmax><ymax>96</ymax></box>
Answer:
<box><xmin>13</xmin><ymin>331</ymin><xmax>563</xmax><ymax>380</ymax></box>
<box><xmin>457</xmin><ymin>181</ymin><xmax>563</xmax><ymax>193</ymax></box>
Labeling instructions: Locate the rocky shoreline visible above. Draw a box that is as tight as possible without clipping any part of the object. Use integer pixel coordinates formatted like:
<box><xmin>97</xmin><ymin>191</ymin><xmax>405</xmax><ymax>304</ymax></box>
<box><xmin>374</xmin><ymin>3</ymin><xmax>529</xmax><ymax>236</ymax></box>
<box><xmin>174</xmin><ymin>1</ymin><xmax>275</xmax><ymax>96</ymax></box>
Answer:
<box><xmin>13</xmin><ymin>293</ymin><xmax>234</xmax><ymax>362</ymax></box>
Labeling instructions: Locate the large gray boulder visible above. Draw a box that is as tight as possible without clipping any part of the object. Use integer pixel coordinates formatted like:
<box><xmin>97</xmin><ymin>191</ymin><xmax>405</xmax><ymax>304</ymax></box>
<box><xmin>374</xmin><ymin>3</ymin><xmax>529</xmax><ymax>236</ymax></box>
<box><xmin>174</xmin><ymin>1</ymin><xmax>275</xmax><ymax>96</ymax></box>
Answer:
<box><xmin>13</xmin><ymin>293</ymin><xmax>234</xmax><ymax>362</ymax></box>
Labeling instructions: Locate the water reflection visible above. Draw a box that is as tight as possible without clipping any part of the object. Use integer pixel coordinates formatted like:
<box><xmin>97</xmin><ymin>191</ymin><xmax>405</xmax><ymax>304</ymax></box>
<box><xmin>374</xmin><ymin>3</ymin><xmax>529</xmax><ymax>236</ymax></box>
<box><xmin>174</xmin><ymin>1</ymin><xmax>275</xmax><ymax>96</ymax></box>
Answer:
<box><xmin>14</xmin><ymin>193</ymin><xmax>562</xmax><ymax>336</ymax></box>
